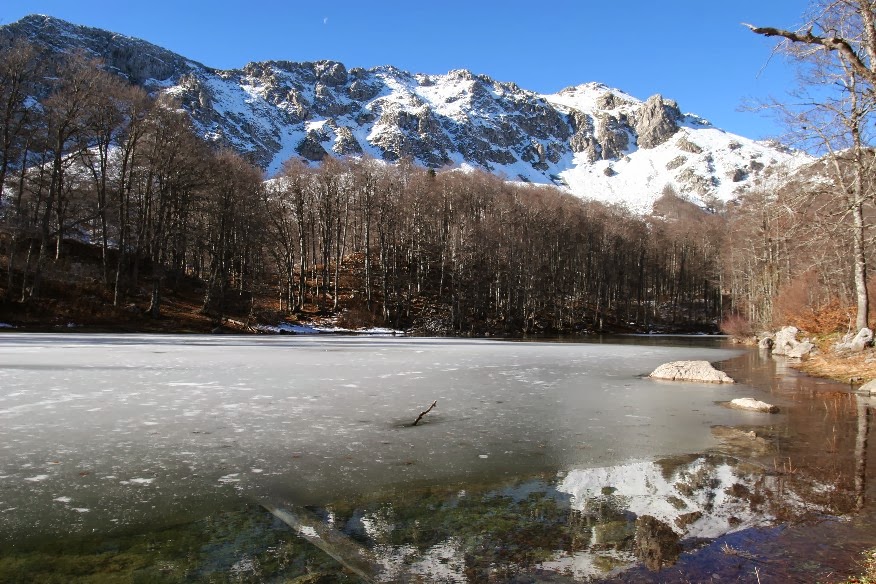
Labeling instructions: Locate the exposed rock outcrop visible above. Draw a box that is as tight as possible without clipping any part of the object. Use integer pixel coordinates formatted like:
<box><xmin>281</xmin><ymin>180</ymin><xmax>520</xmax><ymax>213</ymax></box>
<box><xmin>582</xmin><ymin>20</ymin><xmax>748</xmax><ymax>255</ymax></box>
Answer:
<box><xmin>0</xmin><ymin>14</ymin><xmax>196</xmax><ymax>84</ymax></box>
<box><xmin>296</xmin><ymin>132</ymin><xmax>329</xmax><ymax>161</ymax></box>
<box><xmin>676</xmin><ymin>135</ymin><xmax>703</xmax><ymax>154</ymax></box>
<box><xmin>635</xmin><ymin>94</ymin><xmax>682</xmax><ymax>149</ymax></box>
<box><xmin>665</xmin><ymin>155</ymin><xmax>687</xmax><ymax>171</ymax></box>
<box><xmin>595</xmin><ymin>113</ymin><xmax>631</xmax><ymax>160</ymax></box>
<box><xmin>315</xmin><ymin>60</ymin><xmax>348</xmax><ymax>86</ymax></box>
<box><xmin>332</xmin><ymin>126</ymin><xmax>363</xmax><ymax>155</ymax></box>
<box><xmin>649</xmin><ymin>361</ymin><xmax>734</xmax><ymax>384</ymax></box>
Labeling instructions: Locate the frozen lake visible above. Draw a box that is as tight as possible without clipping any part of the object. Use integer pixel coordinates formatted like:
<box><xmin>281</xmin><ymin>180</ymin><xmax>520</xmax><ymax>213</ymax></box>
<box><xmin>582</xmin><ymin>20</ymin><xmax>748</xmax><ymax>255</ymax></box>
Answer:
<box><xmin>6</xmin><ymin>333</ymin><xmax>863</xmax><ymax>581</ymax></box>
<box><xmin>0</xmin><ymin>335</ymin><xmax>748</xmax><ymax>534</ymax></box>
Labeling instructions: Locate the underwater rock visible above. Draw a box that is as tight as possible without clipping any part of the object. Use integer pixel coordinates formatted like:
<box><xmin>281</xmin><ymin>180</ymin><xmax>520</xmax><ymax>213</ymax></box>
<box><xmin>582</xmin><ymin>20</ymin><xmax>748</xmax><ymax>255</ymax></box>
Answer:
<box><xmin>711</xmin><ymin>425</ymin><xmax>773</xmax><ymax>455</ymax></box>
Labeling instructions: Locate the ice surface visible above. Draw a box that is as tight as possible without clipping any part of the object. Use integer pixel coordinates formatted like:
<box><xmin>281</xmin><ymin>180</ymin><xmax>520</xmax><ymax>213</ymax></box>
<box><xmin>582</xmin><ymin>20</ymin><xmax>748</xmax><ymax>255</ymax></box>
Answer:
<box><xmin>0</xmin><ymin>334</ymin><xmax>749</xmax><ymax>538</ymax></box>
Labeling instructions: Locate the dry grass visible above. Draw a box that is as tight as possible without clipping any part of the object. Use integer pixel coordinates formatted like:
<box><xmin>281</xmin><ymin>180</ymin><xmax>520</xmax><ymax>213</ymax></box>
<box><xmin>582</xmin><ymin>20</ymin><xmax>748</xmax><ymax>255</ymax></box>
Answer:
<box><xmin>797</xmin><ymin>348</ymin><xmax>876</xmax><ymax>384</ymax></box>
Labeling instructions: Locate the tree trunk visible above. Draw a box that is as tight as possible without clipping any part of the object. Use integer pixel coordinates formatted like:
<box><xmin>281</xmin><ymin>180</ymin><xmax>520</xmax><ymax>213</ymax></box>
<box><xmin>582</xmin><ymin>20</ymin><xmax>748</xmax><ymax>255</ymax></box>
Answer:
<box><xmin>854</xmin><ymin>200</ymin><xmax>869</xmax><ymax>330</ymax></box>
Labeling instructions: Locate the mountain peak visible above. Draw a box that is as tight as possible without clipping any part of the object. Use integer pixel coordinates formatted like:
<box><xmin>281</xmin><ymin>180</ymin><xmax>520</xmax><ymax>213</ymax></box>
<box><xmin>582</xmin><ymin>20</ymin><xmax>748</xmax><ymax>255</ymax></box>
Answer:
<box><xmin>0</xmin><ymin>16</ymin><xmax>809</xmax><ymax>213</ymax></box>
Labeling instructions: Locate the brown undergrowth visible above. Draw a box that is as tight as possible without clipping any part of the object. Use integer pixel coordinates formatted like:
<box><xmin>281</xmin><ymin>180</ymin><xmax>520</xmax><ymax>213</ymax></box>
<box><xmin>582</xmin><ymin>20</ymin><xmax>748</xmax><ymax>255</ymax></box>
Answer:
<box><xmin>788</xmin><ymin>331</ymin><xmax>876</xmax><ymax>383</ymax></box>
<box><xmin>797</xmin><ymin>349</ymin><xmax>876</xmax><ymax>384</ymax></box>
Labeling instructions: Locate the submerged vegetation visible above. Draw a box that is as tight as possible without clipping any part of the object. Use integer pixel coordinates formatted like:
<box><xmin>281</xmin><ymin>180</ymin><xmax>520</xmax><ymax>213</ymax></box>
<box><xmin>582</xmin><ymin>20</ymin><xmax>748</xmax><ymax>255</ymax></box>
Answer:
<box><xmin>0</xmin><ymin>504</ymin><xmax>360</xmax><ymax>583</ymax></box>
<box><xmin>1</xmin><ymin>444</ymin><xmax>868</xmax><ymax>582</ymax></box>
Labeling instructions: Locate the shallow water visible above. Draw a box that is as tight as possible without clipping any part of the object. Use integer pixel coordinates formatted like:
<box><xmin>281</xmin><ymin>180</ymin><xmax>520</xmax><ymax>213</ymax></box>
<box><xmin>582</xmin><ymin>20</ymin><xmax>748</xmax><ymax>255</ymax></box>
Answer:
<box><xmin>0</xmin><ymin>334</ymin><xmax>872</xmax><ymax>582</ymax></box>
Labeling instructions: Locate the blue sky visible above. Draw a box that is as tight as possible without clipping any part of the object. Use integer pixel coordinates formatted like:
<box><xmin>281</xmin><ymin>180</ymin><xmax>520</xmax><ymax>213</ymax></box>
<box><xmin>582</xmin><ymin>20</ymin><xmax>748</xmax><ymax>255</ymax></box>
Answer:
<box><xmin>2</xmin><ymin>1</ymin><xmax>805</xmax><ymax>141</ymax></box>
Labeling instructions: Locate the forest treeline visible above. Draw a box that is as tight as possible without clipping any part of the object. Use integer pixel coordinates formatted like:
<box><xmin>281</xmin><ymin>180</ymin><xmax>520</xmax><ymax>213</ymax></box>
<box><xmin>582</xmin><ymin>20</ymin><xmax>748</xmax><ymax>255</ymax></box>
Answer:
<box><xmin>0</xmin><ymin>41</ymin><xmax>869</xmax><ymax>335</ymax></box>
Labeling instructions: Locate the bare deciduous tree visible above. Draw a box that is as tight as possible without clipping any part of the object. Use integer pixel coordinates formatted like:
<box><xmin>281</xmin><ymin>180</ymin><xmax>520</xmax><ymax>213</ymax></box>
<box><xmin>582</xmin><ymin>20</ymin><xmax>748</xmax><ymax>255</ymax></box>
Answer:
<box><xmin>749</xmin><ymin>0</ymin><xmax>876</xmax><ymax>330</ymax></box>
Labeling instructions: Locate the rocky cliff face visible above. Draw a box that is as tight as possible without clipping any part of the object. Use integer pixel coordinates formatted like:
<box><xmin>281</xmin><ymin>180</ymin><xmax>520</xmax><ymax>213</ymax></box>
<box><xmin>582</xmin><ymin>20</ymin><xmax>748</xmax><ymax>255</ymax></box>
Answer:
<box><xmin>0</xmin><ymin>14</ymin><xmax>202</xmax><ymax>87</ymax></box>
<box><xmin>1</xmin><ymin>15</ymin><xmax>810</xmax><ymax>213</ymax></box>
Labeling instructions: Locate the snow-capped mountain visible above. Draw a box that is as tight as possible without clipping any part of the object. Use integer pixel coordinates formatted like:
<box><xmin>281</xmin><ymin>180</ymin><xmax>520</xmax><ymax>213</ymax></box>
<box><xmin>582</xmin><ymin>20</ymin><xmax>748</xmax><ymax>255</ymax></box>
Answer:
<box><xmin>1</xmin><ymin>15</ymin><xmax>809</xmax><ymax>212</ymax></box>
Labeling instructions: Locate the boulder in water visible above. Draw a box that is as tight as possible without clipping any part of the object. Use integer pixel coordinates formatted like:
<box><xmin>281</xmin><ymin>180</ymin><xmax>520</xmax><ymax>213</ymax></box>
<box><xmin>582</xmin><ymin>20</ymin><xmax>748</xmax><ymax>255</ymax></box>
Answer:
<box><xmin>649</xmin><ymin>361</ymin><xmax>734</xmax><ymax>384</ymax></box>
<box><xmin>728</xmin><ymin>397</ymin><xmax>779</xmax><ymax>413</ymax></box>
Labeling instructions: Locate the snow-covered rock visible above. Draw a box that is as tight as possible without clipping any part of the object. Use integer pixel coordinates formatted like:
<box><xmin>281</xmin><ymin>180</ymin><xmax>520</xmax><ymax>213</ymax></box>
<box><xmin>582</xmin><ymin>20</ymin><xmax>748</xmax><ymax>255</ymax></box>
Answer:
<box><xmin>1</xmin><ymin>15</ymin><xmax>812</xmax><ymax>214</ymax></box>
<box><xmin>728</xmin><ymin>398</ymin><xmax>779</xmax><ymax>414</ymax></box>
<box><xmin>649</xmin><ymin>361</ymin><xmax>734</xmax><ymax>383</ymax></box>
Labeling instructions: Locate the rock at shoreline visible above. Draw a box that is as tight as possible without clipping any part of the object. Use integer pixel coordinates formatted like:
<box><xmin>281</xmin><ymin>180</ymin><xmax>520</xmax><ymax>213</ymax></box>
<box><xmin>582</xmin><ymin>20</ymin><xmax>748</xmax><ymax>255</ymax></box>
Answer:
<box><xmin>834</xmin><ymin>328</ymin><xmax>873</xmax><ymax>353</ymax></box>
<box><xmin>771</xmin><ymin>326</ymin><xmax>815</xmax><ymax>359</ymax></box>
<box><xmin>857</xmin><ymin>379</ymin><xmax>876</xmax><ymax>395</ymax></box>
<box><xmin>787</xmin><ymin>339</ymin><xmax>816</xmax><ymax>359</ymax></box>
<box><xmin>649</xmin><ymin>361</ymin><xmax>734</xmax><ymax>384</ymax></box>
<box><xmin>757</xmin><ymin>336</ymin><xmax>773</xmax><ymax>350</ymax></box>
<box><xmin>771</xmin><ymin>326</ymin><xmax>799</xmax><ymax>356</ymax></box>
<box><xmin>728</xmin><ymin>397</ymin><xmax>779</xmax><ymax>413</ymax></box>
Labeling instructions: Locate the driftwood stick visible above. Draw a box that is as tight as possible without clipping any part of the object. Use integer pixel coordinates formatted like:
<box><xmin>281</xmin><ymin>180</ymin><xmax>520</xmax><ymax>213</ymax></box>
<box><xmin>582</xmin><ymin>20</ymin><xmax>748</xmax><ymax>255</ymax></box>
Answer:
<box><xmin>412</xmin><ymin>400</ymin><xmax>437</xmax><ymax>426</ymax></box>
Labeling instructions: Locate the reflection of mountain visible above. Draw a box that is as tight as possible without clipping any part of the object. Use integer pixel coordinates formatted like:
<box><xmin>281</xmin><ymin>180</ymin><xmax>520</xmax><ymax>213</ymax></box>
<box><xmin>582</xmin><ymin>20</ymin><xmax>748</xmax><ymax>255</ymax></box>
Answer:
<box><xmin>561</xmin><ymin>456</ymin><xmax>775</xmax><ymax>539</ymax></box>
<box><xmin>1</xmin><ymin>447</ymin><xmax>858</xmax><ymax>582</ymax></box>
<box><xmin>305</xmin><ymin>453</ymin><xmax>843</xmax><ymax>582</ymax></box>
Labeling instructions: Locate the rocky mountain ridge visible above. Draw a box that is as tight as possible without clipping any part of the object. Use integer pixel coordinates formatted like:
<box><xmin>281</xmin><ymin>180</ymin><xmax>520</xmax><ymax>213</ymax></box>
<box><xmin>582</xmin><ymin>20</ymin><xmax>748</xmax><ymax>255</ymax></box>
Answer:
<box><xmin>1</xmin><ymin>14</ymin><xmax>810</xmax><ymax>212</ymax></box>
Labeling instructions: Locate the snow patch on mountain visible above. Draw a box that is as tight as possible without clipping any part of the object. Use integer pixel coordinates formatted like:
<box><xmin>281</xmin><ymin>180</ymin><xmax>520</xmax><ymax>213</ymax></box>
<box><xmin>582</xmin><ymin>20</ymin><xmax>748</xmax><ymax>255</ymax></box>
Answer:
<box><xmin>2</xmin><ymin>14</ymin><xmax>813</xmax><ymax>213</ymax></box>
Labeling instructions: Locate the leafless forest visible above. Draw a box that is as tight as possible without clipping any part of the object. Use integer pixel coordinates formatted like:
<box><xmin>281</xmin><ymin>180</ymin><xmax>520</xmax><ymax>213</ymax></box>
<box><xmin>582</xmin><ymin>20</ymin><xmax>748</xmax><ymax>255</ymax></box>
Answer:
<box><xmin>0</xmin><ymin>40</ymin><xmax>871</xmax><ymax>335</ymax></box>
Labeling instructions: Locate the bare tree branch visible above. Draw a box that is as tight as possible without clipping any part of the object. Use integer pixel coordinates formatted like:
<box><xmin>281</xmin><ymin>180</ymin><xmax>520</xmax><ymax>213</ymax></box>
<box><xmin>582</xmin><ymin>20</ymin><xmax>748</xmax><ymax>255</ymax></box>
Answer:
<box><xmin>412</xmin><ymin>400</ymin><xmax>437</xmax><ymax>426</ymax></box>
<box><xmin>744</xmin><ymin>22</ymin><xmax>876</xmax><ymax>84</ymax></box>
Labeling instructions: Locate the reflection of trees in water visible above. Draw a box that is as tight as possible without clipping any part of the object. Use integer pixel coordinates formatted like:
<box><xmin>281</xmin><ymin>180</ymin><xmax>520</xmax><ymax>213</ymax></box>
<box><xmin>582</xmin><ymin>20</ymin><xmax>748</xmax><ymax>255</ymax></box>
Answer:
<box><xmin>856</xmin><ymin>395</ymin><xmax>871</xmax><ymax>511</ymax></box>
<box><xmin>258</xmin><ymin>364</ymin><xmax>876</xmax><ymax>581</ymax></box>
<box><xmin>722</xmin><ymin>351</ymin><xmax>866</xmax><ymax>515</ymax></box>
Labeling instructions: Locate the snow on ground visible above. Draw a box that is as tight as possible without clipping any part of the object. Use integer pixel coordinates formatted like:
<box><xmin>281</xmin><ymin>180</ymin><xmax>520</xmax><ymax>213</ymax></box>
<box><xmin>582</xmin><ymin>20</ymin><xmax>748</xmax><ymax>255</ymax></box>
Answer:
<box><xmin>545</xmin><ymin>82</ymin><xmax>643</xmax><ymax>113</ymax></box>
<box><xmin>539</xmin><ymin>84</ymin><xmax>812</xmax><ymax>213</ymax></box>
<box><xmin>255</xmin><ymin>322</ymin><xmax>402</xmax><ymax>335</ymax></box>
<box><xmin>551</xmin><ymin>129</ymin><xmax>808</xmax><ymax>213</ymax></box>
<box><xmin>159</xmin><ymin>62</ymin><xmax>811</xmax><ymax>214</ymax></box>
